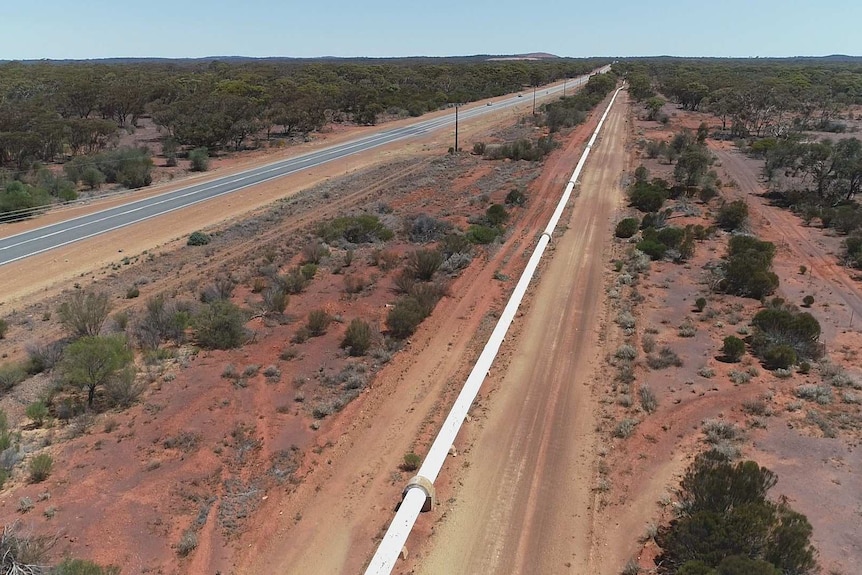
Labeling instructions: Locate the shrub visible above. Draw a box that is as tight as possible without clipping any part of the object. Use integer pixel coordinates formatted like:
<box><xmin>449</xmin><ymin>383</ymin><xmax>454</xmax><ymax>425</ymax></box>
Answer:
<box><xmin>343</xmin><ymin>273</ymin><xmax>368</xmax><ymax>294</ymax></box>
<box><xmin>300</xmin><ymin>263</ymin><xmax>318</xmax><ymax>280</ymax></box>
<box><xmin>104</xmin><ymin>367</ymin><xmax>145</xmax><ymax>408</ymax></box>
<box><xmin>628</xmin><ymin>180</ymin><xmax>667</xmax><ymax>212</ymax></box>
<box><xmin>678</xmin><ymin>321</ymin><xmax>697</xmax><ymax>337</ymax></box>
<box><xmin>721</xmin><ymin>236</ymin><xmax>779</xmax><ymax>299</ymax></box>
<box><xmin>342</xmin><ymin>319</ymin><xmax>372</xmax><ymax>356</ymax></box>
<box><xmin>802</xmin><ymin>295</ymin><xmax>814</xmax><ymax>308</ymax></box>
<box><xmin>302</xmin><ymin>240</ymin><xmax>330</xmax><ymax>264</ymax></box>
<box><xmin>407</xmin><ymin>214</ymin><xmax>451</xmax><ymax>243</ymax></box>
<box><xmin>472</xmin><ymin>142</ymin><xmax>487</xmax><ymax>155</ymax></box>
<box><xmin>125</xmin><ymin>286</ymin><xmax>140</xmax><ymax>299</ymax></box>
<box><xmin>505</xmin><ymin>188</ymin><xmax>527</xmax><ymax>206</ymax></box>
<box><xmin>29</xmin><ymin>453</ymin><xmax>53</xmax><ymax>482</ymax></box>
<box><xmin>722</xmin><ymin>336</ymin><xmax>746</xmax><ymax>362</ymax></box>
<box><xmin>796</xmin><ymin>384</ymin><xmax>833</xmax><ymax>405</ymax></box>
<box><xmin>187</xmin><ymin>231</ymin><xmax>211</xmax><ymax>246</ymax></box>
<box><xmin>485</xmin><ymin>204</ymin><xmax>509</xmax><ymax>227</ymax></box>
<box><xmin>762</xmin><ymin>344</ymin><xmax>797</xmax><ymax>370</ymax></box>
<box><xmin>647</xmin><ymin>347</ymin><xmax>683</xmax><ymax>369</ymax></box>
<box><xmin>615</xmin><ymin>218</ymin><xmax>639</xmax><ymax>239</ymax></box>
<box><xmin>406</xmin><ymin>249</ymin><xmax>443</xmax><ymax>281</ymax></box>
<box><xmin>641</xmin><ymin>334</ymin><xmax>656</xmax><ymax>353</ymax></box>
<box><xmin>614</xmin><ymin>418</ymin><xmax>639</xmax><ymax>438</ymax></box>
<box><xmin>615</xmin><ymin>344</ymin><xmax>637</xmax><ymax>361</ymax></box>
<box><xmin>466</xmin><ymin>224</ymin><xmax>500</xmax><ymax>244</ymax></box>
<box><xmin>0</xmin><ymin>318</ymin><xmax>7</xmax><ymax>339</ymax></box>
<box><xmin>750</xmin><ymin>307</ymin><xmax>821</xmax><ymax>361</ymax></box>
<box><xmin>694</xmin><ymin>297</ymin><xmax>707</xmax><ymax>312</ymax></box>
<box><xmin>639</xmin><ymin>386</ymin><xmax>658</xmax><ymax>413</ymax></box>
<box><xmin>199</xmin><ymin>276</ymin><xmax>235</xmax><ymax>303</ymax></box>
<box><xmin>58</xmin><ymin>290</ymin><xmax>111</xmax><ymax>338</ymax></box>
<box><xmin>54</xmin><ymin>559</ymin><xmax>120</xmax><ymax>575</ymax></box>
<box><xmin>189</xmin><ymin>147</ymin><xmax>210</xmax><ymax>172</ymax></box>
<box><xmin>387</xmin><ymin>297</ymin><xmax>428</xmax><ymax>339</ymax></box>
<box><xmin>262</xmin><ymin>286</ymin><xmax>288</xmax><ymax>314</ymax></box>
<box><xmin>193</xmin><ymin>300</ymin><xmax>245</xmax><ymax>349</ymax></box>
<box><xmin>0</xmin><ymin>363</ymin><xmax>27</xmax><ymax>391</ymax></box>
<box><xmin>716</xmin><ymin>200</ymin><xmax>749</xmax><ymax>231</ymax></box>
<box><xmin>401</xmin><ymin>452</ymin><xmax>421</xmax><ymax>472</ymax></box>
<box><xmin>176</xmin><ymin>529</ymin><xmax>198</xmax><ymax>556</ymax></box>
<box><xmin>318</xmin><ymin>214</ymin><xmax>393</xmax><ymax>244</ymax></box>
<box><xmin>26</xmin><ymin>401</ymin><xmax>48</xmax><ymax>426</ymax></box>
<box><xmin>280</xmin><ymin>267</ymin><xmax>309</xmax><ymax>294</ymax></box>
<box><xmin>134</xmin><ymin>294</ymin><xmax>190</xmax><ymax>349</ymax></box>
<box><xmin>306</xmin><ymin>310</ymin><xmax>331</xmax><ymax>337</ymax></box>
<box><xmin>636</xmin><ymin>239</ymin><xmax>667</xmax><ymax>260</ymax></box>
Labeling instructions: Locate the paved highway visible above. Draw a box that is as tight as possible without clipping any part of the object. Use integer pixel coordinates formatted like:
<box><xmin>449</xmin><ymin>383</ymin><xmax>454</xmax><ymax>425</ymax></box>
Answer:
<box><xmin>0</xmin><ymin>69</ymin><xmax>604</xmax><ymax>266</ymax></box>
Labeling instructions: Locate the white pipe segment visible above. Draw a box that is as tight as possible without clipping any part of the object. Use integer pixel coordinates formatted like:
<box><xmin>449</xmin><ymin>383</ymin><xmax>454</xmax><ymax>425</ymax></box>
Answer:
<box><xmin>363</xmin><ymin>82</ymin><xmax>623</xmax><ymax>575</ymax></box>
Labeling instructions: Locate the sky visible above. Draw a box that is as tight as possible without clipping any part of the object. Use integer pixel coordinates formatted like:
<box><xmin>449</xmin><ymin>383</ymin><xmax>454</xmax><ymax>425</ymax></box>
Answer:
<box><xmin>2</xmin><ymin>0</ymin><xmax>860</xmax><ymax>60</ymax></box>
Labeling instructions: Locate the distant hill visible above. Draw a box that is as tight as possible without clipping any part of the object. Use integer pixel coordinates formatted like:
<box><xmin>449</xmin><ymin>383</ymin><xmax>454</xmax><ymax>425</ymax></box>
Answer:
<box><xmin>487</xmin><ymin>53</ymin><xmax>559</xmax><ymax>61</ymax></box>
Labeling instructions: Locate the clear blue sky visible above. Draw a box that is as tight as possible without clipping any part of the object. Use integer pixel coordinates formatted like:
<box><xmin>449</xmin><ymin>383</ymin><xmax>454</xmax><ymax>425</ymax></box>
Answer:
<box><xmin>3</xmin><ymin>0</ymin><xmax>860</xmax><ymax>60</ymax></box>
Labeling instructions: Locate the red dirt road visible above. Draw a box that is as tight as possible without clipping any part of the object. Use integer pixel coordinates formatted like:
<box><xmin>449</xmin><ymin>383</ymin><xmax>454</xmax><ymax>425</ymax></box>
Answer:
<box><xmin>415</xmin><ymin>93</ymin><xmax>629</xmax><ymax>574</ymax></box>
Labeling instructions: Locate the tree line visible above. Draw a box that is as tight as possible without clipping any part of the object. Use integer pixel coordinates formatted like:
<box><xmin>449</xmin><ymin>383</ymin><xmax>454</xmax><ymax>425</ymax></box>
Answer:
<box><xmin>0</xmin><ymin>57</ymin><xmax>607</xmax><ymax>171</ymax></box>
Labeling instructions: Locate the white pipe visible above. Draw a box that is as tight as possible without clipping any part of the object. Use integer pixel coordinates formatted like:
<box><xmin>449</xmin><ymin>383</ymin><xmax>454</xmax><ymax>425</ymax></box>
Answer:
<box><xmin>363</xmin><ymin>83</ymin><xmax>624</xmax><ymax>575</ymax></box>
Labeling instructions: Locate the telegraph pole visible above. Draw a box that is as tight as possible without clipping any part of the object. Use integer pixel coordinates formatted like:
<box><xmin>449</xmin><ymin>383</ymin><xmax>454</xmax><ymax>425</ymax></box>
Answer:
<box><xmin>532</xmin><ymin>85</ymin><xmax>537</xmax><ymax>115</ymax></box>
<box><xmin>454</xmin><ymin>104</ymin><xmax>459</xmax><ymax>153</ymax></box>
<box><xmin>563</xmin><ymin>77</ymin><xmax>567</xmax><ymax>97</ymax></box>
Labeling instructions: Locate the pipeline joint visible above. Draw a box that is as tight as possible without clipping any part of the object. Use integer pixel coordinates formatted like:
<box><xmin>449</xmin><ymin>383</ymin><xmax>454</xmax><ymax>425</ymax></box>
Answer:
<box><xmin>403</xmin><ymin>475</ymin><xmax>435</xmax><ymax>512</ymax></box>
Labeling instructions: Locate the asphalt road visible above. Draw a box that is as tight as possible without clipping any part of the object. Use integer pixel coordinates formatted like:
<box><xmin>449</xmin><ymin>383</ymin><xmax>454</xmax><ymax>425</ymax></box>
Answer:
<box><xmin>0</xmin><ymin>70</ymin><xmax>603</xmax><ymax>266</ymax></box>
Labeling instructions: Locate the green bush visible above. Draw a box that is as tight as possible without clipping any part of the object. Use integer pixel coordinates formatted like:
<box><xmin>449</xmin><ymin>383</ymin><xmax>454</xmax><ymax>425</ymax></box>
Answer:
<box><xmin>29</xmin><ymin>453</ymin><xmax>53</xmax><ymax>482</ymax></box>
<box><xmin>306</xmin><ymin>309</ymin><xmax>331</xmax><ymax>336</ymax></box>
<box><xmin>466</xmin><ymin>224</ymin><xmax>500</xmax><ymax>244</ymax></box>
<box><xmin>721</xmin><ymin>236</ymin><xmax>779</xmax><ymax>299</ymax></box>
<box><xmin>406</xmin><ymin>249</ymin><xmax>443</xmax><ymax>281</ymax></box>
<box><xmin>0</xmin><ymin>181</ymin><xmax>51</xmax><ymax>221</ymax></box>
<box><xmin>318</xmin><ymin>214</ymin><xmax>393</xmax><ymax>244</ymax></box>
<box><xmin>802</xmin><ymin>295</ymin><xmax>814</xmax><ymax>308</ymax></box>
<box><xmin>750</xmin><ymin>306</ymin><xmax>821</xmax><ymax>361</ymax></box>
<box><xmin>300</xmin><ymin>263</ymin><xmax>318</xmax><ymax>280</ymax></box>
<box><xmin>187</xmin><ymin>231</ymin><xmax>211</xmax><ymax>246</ymax></box>
<box><xmin>341</xmin><ymin>318</ymin><xmax>372</xmax><ymax>356</ymax></box>
<box><xmin>762</xmin><ymin>344</ymin><xmax>797</xmax><ymax>370</ymax></box>
<box><xmin>628</xmin><ymin>180</ymin><xmax>667</xmax><ymax>212</ymax></box>
<box><xmin>0</xmin><ymin>363</ymin><xmax>26</xmax><ymax>391</ymax></box>
<box><xmin>636</xmin><ymin>239</ymin><xmax>667</xmax><ymax>260</ymax></box>
<box><xmin>505</xmin><ymin>188</ymin><xmax>526</xmax><ymax>206</ymax></box>
<box><xmin>26</xmin><ymin>401</ymin><xmax>48</xmax><ymax>426</ymax></box>
<box><xmin>401</xmin><ymin>452</ymin><xmax>421</xmax><ymax>472</ymax></box>
<box><xmin>58</xmin><ymin>290</ymin><xmax>111</xmax><ymax>338</ymax></box>
<box><xmin>189</xmin><ymin>147</ymin><xmax>210</xmax><ymax>172</ymax></box>
<box><xmin>656</xmin><ymin>450</ymin><xmax>817</xmax><ymax>575</ymax></box>
<box><xmin>716</xmin><ymin>200</ymin><xmax>749</xmax><ymax>231</ymax></box>
<box><xmin>485</xmin><ymin>204</ymin><xmax>509</xmax><ymax>227</ymax></box>
<box><xmin>695</xmin><ymin>297</ymin><xmax>707</xmax><ymax>312</ymax></box>
<box><xmin>194</xmin><ymin>300</ymin><xmax>246</xmax><ymax>349</ymax></box>
<box><xmin>615</xmin><ymin>218</ymin><xmax>639</xmax><ymax>239</ymax></box>
<box><xmin>721</xmin><ymin>336</ymin><xmax>746</xmax><ymax>362</ymax></box>
<box><xmin>55</xmin><ymin>559</ymin><xmax>120</xmax><ymax>575</ymax></box>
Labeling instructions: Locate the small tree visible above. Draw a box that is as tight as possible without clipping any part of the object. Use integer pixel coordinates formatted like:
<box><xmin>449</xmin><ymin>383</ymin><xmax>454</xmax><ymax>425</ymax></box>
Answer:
<box><xmin>485</xmin><ymin>204</ymin><xmax>509</xmax><ymax>227</ymax></box>
<box><xmin>716</xmin><ymin>200</ymin><xmax>749</xmax><ymax>231</ymax></box>
<box><xmin>722</xmin><ymin>336</ymin><xmax>746</xmax><ymax>362</ymax></box>
<box><xmin>58</xmin><ymin>291</ymin><xmax>111</xmax><ymax>338</ymax></box>
<box><xmin>341</xmin><ymin>318</ymin><xmax>372</xmax><ymax>356</ymax></box>
<box><xmin>60</xmin><ymin>335</ymin><xmax>133</xmax><ymax>407</ymax></box>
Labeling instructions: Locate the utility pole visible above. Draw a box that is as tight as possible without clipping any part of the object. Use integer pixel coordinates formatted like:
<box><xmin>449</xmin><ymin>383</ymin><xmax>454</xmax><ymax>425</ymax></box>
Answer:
<box><xmin>454</xmin><ymin>104</ymin><xmax>459</xmax><ymax>153</ymax></box>
<box><xmin>563</xmin><ymin>78</ymin><xmax>567</xmax><ymax>97</ymax></box>
<box><xmin>532</xmin><ymin>85</ymin><xmax>537</xmax><ymax>115</ymax></box>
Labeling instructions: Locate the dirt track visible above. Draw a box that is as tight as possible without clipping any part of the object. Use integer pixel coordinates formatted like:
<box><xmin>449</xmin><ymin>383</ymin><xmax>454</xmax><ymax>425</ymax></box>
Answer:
<box><xmin>414</xmin><ymin>92</ymin><xmax>628</xmax><ymax>574</ymax></box>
